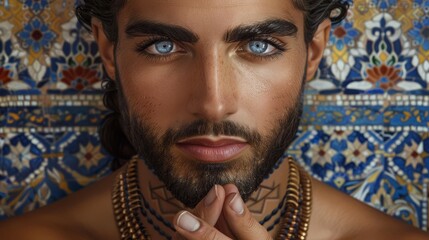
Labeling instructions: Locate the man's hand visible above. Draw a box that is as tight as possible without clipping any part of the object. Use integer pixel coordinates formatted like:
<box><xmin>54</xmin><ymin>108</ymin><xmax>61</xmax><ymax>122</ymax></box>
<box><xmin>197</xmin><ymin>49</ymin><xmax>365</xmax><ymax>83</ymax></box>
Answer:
<box><xmin>173</xmin><ymin>184</ymin><xmax>272</xmax><ymax>240</ymax></box>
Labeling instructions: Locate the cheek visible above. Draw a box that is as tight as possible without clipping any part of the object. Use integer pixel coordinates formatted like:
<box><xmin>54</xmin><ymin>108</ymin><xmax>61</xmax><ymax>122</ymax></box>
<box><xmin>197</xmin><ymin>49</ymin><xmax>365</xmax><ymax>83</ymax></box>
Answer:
<box><xmin>234</xmin><ymin>58</ymin><xmax>305</xmax><ymax>132</ymax></box>
<box><xmin>116</xmin><ymin>53</ymin><xmax>192</xmax><ymax>128</ymax></box>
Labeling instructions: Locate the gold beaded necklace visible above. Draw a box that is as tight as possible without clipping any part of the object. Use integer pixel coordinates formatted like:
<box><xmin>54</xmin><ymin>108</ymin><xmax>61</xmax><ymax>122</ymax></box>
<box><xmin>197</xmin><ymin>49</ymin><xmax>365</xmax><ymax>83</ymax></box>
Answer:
<box><xmin>112</xmin><ymin>157</ymin><xmax>312</xmax><ymax>240</ymax></box>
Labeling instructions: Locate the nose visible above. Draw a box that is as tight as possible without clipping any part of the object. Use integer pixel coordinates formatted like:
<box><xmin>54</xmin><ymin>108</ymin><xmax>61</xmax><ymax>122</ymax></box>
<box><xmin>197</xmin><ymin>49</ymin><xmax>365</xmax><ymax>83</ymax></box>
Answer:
<box><xmin>187</xmin><ymin>50</ymin><xmax>238</xmax><ymax>122</ymax></box>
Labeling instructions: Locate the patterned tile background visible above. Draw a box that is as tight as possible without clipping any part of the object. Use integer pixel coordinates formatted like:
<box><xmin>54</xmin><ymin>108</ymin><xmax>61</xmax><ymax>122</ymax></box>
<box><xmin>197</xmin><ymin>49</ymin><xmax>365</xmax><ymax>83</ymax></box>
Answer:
<box><xmin>0</xmin><ymin>0</ymin><xmax>428</xmax><ymax>231</ymax></box>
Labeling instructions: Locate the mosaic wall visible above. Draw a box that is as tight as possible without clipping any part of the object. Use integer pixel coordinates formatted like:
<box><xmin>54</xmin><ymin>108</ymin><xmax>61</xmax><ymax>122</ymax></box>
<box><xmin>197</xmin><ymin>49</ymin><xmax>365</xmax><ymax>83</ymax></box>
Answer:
<box><xmin>0</xmin><ymin>0</ymin><xmax>428</xmax><ymax>231</ymax></box>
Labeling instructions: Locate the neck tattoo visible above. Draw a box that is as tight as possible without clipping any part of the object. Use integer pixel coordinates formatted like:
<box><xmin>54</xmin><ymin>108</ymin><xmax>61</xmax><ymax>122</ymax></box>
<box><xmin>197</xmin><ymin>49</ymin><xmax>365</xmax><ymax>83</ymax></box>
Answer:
<box><xmin>112</xmin><ymin>157</ymin><xmax>312</xmax><ymax>240</ymax></box>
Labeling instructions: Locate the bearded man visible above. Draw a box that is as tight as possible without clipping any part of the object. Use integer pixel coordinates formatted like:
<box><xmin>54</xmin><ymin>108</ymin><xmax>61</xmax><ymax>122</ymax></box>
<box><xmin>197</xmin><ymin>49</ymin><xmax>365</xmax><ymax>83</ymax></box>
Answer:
<box><xmin>0</xmin><ymin>0</ymin><xmax>428</xmax><ymax>239</ymax></box>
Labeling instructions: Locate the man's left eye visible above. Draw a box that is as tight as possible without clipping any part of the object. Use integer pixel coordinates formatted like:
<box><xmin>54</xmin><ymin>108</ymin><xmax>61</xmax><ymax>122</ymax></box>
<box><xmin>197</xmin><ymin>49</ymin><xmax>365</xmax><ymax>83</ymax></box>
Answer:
<box><xmin>246</xmin><ymin>40</ymin><xmax>276</xmax><ymax>55</ymax></box>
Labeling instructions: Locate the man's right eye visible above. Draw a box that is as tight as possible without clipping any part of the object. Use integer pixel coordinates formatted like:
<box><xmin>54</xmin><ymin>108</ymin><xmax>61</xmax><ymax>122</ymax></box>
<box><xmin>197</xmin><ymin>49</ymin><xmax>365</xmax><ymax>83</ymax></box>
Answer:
<box><xmin>147</xmin><ymin>40</ymin><xmax>175</xmax><ymax>54</ymax></box>
<box><xmin>136</xmin><ymin>38</ymin><xmax>182</xmax><ymax>56</ymax></box>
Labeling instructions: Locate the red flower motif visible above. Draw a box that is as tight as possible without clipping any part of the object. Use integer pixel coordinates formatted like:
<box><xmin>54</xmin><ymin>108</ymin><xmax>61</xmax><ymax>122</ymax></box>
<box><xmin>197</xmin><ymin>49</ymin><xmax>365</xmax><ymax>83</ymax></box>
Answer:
<box><xmin>366</xmin><ymin>65</ymin><xmax>402</xmax><ymax>90</ymax></box>
<box><xmin>0</xmin><ymin>68</ymin><xmax>12</xmax><ymax>86</ymax></box>
<box><xmin>61</xmin><ymin>66</ymin><xmax>100</xmax><ymax>91</ymax></box>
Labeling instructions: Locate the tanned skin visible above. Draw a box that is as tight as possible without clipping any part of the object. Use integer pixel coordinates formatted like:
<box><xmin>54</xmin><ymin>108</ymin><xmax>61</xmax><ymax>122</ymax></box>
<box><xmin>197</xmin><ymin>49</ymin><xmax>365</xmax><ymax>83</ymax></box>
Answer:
<box><xmin>0</xmin><ymin>0</ymin><xmax>428</xmax><ymax>239</ymax></box>
<box><xmin>1</xmin><ymin>162</ymin><xmax>427</xmax><ymax>240</ymax></box>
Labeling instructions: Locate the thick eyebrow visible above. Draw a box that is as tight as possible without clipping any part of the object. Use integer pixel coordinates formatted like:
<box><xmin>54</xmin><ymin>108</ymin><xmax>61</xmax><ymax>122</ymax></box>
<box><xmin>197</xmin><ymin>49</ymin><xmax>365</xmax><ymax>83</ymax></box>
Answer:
<box><xmin>225</xmin><ymin>18</ymin><xmax>298</xmax><ymax>43</ymax></box>
<box><xmin>125</xmin><ymin>20</ymin><xmax>199</xmax><ymax>43</ymax></box>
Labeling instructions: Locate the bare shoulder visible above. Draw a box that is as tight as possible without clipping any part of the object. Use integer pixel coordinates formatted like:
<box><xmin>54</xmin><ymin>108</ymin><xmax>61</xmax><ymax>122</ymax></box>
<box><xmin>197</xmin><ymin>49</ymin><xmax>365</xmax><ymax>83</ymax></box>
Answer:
<box><xmin>0</xmin><ymin>171</ymin><xmax>120</xmax><ymax>240</ymax></box>
<box><xmin>308</xmin><ymin>178</ymin><xmax>429</xmax><ymax>240</ymax></box>
<box><xmin>0</xmin><ymin>214</ymin><xmax>92</xmax><ymax>240</ymax></box>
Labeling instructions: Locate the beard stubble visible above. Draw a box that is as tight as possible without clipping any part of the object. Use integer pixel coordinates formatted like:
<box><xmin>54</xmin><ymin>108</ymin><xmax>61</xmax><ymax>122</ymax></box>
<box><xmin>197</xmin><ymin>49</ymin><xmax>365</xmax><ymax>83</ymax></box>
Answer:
<box><xmin>116</xmin><ymin>70</ymin><xmax>305</xmax><ymax>208</ymax></box>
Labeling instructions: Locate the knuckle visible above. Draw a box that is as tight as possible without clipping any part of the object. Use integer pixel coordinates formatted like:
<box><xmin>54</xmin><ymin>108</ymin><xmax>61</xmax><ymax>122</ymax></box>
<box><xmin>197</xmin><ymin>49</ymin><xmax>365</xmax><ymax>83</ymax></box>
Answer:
<box><xmin>192</xmin><ymin>204</ymin><xmax>205</xmax><ymax>219</ymax></box>
<box><xmin>195</xmin><ymin>209</ymin><xmax>207</xmax><ymax>221</ymax></box>
<box><xmin>193</xmin><ymin>207</ymin><xmax>202</xmax><ymax>217</ymax></box>
<box><xmin>240</xmin><ymin>214</ymin><xmax>271</xmax><ymax>239</ymax></box>
<box><xmin>244</xmin><ymin>214</ymin><xmax>258</xmax><ymax>230</ymax></box>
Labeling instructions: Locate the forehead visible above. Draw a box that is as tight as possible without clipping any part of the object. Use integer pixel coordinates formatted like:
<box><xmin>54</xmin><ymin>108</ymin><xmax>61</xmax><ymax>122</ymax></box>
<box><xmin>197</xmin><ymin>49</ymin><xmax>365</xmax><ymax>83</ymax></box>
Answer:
<box><xmin>117</xmin><ymin>0</ymin><xmax>304</xmax><ymax>36</ymax></box>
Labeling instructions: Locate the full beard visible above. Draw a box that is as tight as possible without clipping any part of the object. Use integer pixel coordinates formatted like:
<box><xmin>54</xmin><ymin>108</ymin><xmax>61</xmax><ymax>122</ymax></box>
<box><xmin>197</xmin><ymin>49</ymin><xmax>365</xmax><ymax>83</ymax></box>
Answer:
<box><xmin>116</xmin><ymin>74</ymin><xmax>304</xmax><ymax>208</ymax></box>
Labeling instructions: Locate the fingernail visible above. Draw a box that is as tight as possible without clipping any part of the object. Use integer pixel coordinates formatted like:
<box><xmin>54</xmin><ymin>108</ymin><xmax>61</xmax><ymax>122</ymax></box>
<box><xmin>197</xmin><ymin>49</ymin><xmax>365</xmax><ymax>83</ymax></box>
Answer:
<box><xmin>229</xmin><ymin>193</ymin><xmax>244</xmax><ymax>215</ymax></box>
<box><xmin>204</xmin><ymin>185</ymin><xmax>218</xmax><ymax>206</ymax></box>
<box><xmin>177</xmin><ymin>211</ymin><xmax>201</xmax><ymax>232</ymax></box>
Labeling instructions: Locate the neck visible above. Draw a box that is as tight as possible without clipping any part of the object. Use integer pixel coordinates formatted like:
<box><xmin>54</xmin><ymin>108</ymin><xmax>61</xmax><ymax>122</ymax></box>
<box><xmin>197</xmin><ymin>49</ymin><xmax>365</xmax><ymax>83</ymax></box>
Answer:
<box><xmin>135</xmin><ymin>156</ymin><xmax>291</xmax><ymax>239</ymax></box>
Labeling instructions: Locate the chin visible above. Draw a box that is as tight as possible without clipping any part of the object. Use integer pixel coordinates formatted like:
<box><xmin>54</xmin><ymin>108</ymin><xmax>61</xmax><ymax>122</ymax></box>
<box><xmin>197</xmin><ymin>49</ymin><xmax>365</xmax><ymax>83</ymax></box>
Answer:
<box><xmin>155</xmin><ymin>154</ymin><xmax>268</xmax><ymax>208</ymax></box>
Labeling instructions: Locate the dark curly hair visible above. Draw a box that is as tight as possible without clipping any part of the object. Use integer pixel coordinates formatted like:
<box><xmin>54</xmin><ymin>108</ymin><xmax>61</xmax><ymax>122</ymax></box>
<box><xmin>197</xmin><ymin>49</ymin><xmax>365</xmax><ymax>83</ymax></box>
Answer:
<box><xmin>75</xmin><ymin>0</ymin><xmax>350</xmax><ymax>170</ymax></box>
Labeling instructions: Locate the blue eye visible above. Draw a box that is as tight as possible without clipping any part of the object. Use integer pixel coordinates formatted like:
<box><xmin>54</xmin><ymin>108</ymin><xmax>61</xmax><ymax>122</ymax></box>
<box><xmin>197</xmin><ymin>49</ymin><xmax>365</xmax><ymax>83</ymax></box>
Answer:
<box><xmin>154</xmin><ymin>40</ymin><xmax>174</xmax><ymax>54</ymax></box>
<box><xmin>248</xmin><ymin>40</ymin><xmax>269</xmax><ymax>54</ymax></box>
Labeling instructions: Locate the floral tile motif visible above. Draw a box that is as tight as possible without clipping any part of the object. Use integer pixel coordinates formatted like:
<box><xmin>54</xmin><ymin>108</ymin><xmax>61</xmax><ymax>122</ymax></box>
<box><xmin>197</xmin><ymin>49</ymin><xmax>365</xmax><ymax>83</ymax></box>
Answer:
<box><xmin>288</xmin><ymin>129</ymin><xmax>428</xmax><ymax>229</ymax></box>
<box><xmin>47</xmin><ymin>16</ymin><xmax>104</xmax><ymax>94</ymax></box>
<box><xmin>54</xmin><ymin>132</ymin><xmax>111</xmax><ymax>179</ymax></box>
<box><xmin>347</xmin><ymin>168</ymin><xmax>425</xmax><ymax>228</ymax></box>
<box><xmin>384</xmin><ymin>132</ymin><xmax>429</xmax><ymax>184</ymax></box>
<box><xmin>290</xmin><ymin>130</ymin><xmax>383</xmax><ymax>191</ymax></box>
<box><xmin>313</xmin><ymin>2</ymin><xmax>429</xmax><ymax>95</ymax></box>
<box><xmin>0</xmin><ymin>131</ymin><xmax>111</xmax><ymax>220</ymax></box>
<box><xmin>329</xmin><ymin>19</ymin><xmax>361</xmax><ymax>52</ymax></box>
<box><xmin>17</xmin><ymin>17</ymin><xmax>57</xmax><ymax>53</ymax></box>
<box><xmin>23</xmin><ymin>0</ymin><xmax>49</xmax><ymax>14</ymax></box>
<box><xmin>0</xmin><ymin>0</ymin><xmax>428</xmax><ymax>231</ymax></box>
<box><xmin>0</xmin><ymin>132</ymin><xmax>49</xmax><ymax>186</ymax></box>
<box><xmin>409</xmin><ymin>17</ymin><xmax>429</xmax><ymax>51</ymax></box>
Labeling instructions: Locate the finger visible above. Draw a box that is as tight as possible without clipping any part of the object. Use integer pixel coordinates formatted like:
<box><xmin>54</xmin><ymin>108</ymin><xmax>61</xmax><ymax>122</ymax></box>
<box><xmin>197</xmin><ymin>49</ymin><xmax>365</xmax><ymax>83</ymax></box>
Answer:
<box><xmin>192</xmin><ymin>185</ymin><xmax>225</xmax><ymax>226</ymax></box>
<box><xmin>215</xmin><ymin>211</ymin><xmax>234</xmax><ymax>239</ymax></box>
<box><xmin>174</xmin><ymin>210</ymin><xmax>232</xmax><ymax>240</ymax></box>
<box><xmin>223</xmin><ymin>192</ymin><xmax>272</xmax><ymax>240</ymax></box>
<box><xmin>222</xmin><ymin>183</ymin><xmax>239</xmax><ymax>196</ymax></box>
<box><xmin>212</xmin><ymin>184</ymin><xmax>240</xmax><ymax>238</ymax></box>
<box><xmin>214</xmin><ymin>184</ymin><xmax>239</xmax><ymax>238</ymax></box>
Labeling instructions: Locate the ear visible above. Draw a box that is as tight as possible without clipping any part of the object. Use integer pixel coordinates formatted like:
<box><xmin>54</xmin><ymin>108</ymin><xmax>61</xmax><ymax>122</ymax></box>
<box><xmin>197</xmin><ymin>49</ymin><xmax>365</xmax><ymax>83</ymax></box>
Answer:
<box><xmin>305</xmin><ymin>19</ymin><xmax>331</xmax><ymax>81</ymax></box>
<box><xmin>91</xmin><ymin>18</ymin><xmax>116</xmax><ymax>80</ymax></box>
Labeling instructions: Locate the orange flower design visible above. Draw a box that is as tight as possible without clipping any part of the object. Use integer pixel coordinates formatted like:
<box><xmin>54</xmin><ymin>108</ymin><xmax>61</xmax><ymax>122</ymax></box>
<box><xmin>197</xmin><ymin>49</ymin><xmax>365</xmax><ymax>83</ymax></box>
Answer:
<box><xmin>61</xmin><ymin>66</ymin><xmax>100</xmax><ymax>91</ymax></box>
<box><xmin>366</xmin><ymin>65</ymin><xmax>401</xmax><ymax>90</ymax></box>
<box><xmin>0</xmin><ymin>68</ymin><xmax>12</xmax><ymax>86</ymax></box>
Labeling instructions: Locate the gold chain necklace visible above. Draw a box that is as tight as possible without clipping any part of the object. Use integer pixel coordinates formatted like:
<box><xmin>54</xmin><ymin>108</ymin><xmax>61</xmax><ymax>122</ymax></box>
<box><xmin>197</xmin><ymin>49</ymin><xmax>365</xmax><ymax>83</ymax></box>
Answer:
<box><xmin>112</xmin><ymin>157</ymin><xmax>312</xmax><ymax>240</ymax></box>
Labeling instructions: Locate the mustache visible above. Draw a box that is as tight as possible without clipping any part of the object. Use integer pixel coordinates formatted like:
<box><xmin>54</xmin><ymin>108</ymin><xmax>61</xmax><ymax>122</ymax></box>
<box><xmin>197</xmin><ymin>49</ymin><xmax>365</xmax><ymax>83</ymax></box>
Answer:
<box><xmin>161</xmin><ymin>119</ymin><xmax>262</xmax><ymax>146</ymax></box>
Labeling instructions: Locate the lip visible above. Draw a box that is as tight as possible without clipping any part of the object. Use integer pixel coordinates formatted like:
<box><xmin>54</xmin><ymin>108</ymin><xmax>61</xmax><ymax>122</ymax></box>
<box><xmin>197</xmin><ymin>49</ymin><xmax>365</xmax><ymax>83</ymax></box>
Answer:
<box><xmin>176</xmin><ymin>136</ymin><xmax>248</xmax><ymax>163</ymax></box>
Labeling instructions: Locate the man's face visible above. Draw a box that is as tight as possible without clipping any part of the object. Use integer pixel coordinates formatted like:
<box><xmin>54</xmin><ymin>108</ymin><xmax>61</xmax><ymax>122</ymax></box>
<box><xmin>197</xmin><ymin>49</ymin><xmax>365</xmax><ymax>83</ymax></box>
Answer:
<box><xmin>110</xmin><ymin>0</ymin><xmax>312</xmax><ymax>207</ymax></box>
